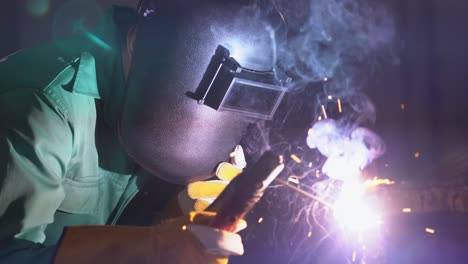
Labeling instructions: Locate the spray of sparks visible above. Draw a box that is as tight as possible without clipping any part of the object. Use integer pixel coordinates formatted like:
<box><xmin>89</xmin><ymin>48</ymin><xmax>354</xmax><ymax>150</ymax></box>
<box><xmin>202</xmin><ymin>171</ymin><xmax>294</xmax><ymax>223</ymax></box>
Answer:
<box><xmin>256</xmin><ymin>95</ymin><xmax>396</xmax><ymax>262</ymax></box>
<box><xmin>302</xmin><ymin>114</ymin><xmax>387</xmax><ymax>261</ymax></box>
<box><xmin>268</xmin><ymin>102</ymin><xmax>441</xmax><ymax>263</ymax></box>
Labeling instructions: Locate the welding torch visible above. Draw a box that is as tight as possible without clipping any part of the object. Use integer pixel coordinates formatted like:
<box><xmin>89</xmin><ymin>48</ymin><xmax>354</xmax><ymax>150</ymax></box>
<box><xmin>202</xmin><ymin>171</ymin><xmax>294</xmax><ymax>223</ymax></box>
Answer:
<box><xmin>205</xmin><ymin>150</ymin><xmax>338</xmax><ymax>232</ymax></box>
<box><xmin>207</xmin><ymin>151</ymin><xmax>284</xmax><ymax>232</ymax></box>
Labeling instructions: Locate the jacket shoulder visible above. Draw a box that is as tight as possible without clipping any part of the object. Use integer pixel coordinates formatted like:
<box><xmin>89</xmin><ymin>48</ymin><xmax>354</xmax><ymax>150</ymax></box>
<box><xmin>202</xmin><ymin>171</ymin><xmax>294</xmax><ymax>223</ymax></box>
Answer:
<box><xmin>0</xmin><ymin>40</ymin><xmax>82</xmax><ymax>95</ymax></box>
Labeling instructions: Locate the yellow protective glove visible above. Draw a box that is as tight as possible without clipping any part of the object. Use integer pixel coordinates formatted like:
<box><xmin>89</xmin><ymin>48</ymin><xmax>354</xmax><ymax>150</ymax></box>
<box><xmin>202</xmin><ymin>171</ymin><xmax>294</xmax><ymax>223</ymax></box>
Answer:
<box><xmin>55</xmin><ymin>211</ymin><xmax>246</xmax><ymax>264</ymax></box>
<box><xmin>179</xmin><ymin>145</ymin><xmax>246</xmax><ymax>213</ymax></box>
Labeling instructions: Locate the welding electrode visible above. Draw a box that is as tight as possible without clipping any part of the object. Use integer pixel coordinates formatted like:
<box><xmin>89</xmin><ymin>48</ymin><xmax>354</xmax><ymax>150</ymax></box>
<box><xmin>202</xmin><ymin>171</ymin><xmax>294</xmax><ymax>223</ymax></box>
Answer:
<box><xmin>208</xmin><ymin>151</ymin><xmax>284</xmax><ymax>232</ymax></box>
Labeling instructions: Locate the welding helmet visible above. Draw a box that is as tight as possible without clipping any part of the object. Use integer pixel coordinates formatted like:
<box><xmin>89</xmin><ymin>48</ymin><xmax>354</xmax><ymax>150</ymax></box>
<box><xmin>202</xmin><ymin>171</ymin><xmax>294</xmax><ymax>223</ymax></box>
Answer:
<box><xmin>120</xmin><ymin>0</ymin><xmax>289</xmax><ymax>184</ymax></box>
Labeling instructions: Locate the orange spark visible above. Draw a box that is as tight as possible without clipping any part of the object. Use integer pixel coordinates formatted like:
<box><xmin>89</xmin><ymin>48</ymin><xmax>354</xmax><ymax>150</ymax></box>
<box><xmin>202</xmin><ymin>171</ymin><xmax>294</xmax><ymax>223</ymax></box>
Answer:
<box><xmin>364</xmin><ymin>177</ymin><xmax>395</xmax><ymax>188</ymax></box>
<box><xmin>288</xmin><ymin>176</ymin><xmax>300</xmax><ymax>185</ymax></box>
<box><xmin>290</xmin><ymin>154</ymin><xmax>302</xmax><ymax>163</ymax></box>
<box><xmin>425</xmin><ymin>228</ymin><xmax>435</xmax><ymax>234</ymax></box>
<box><xmin>402</xmin><ymin>208</ymin><xmax>412</xmax><ymax>213</ymax></box>
<box><xmin>321</xmin><ymin>105</ymin><xmax>328</xmax><ymax>119</ymax></box>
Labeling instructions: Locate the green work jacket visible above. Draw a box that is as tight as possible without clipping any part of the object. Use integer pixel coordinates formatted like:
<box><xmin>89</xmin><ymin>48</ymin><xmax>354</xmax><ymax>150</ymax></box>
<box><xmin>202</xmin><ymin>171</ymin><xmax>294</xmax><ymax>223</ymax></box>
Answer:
<box><xmin>0</xmin><ymin>7</ymin><xmax>154</xmax><ymax>263</ymax></box>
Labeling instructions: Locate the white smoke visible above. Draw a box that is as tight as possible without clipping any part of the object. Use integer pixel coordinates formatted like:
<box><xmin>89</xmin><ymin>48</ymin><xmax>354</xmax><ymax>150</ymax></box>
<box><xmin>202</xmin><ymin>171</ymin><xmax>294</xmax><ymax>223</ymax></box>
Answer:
<box><xmin>276</xmin><ymin>0</ymin><xmax>395</xmax><ymax>176</ymax></box>
<box><xmin>307</xmin><ymin>119</ymin><xmax>385</xmax><ymax>181</ymax></box>
<box><xmin>276</xmin><ymin>0</ymin><xmax>396</xmax><ymax>86</ymax></box>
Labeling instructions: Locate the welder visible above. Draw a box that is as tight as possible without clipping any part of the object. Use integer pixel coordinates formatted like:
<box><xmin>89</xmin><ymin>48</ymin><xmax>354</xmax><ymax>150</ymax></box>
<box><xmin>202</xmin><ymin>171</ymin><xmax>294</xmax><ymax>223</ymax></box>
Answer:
<box><xmin>0</xmin><ymin>0</ymin><xmax>289</xmax><ymax>263</ymax></box>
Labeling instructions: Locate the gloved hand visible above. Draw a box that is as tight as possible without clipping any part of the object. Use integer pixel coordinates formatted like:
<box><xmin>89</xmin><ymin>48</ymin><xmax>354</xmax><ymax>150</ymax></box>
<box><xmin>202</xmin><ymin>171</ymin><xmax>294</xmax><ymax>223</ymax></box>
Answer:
<box><xmin>179</xmin><ymin>145</ymin><xmax>247</xmax><ymax>213</ymax></box>
<box><xmin>55</xmin><ymin>211</ymin><xmax>246</xmax><ymax>264</ymax></box>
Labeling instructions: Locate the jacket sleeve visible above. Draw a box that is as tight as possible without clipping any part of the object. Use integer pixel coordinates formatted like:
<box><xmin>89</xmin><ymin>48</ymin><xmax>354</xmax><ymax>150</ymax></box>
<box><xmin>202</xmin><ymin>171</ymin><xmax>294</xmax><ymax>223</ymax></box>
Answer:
<box><xmin>0</xmin><ymin>88</ymin><xmax>73</xmax><ymax>262</ymax></box>
<box><xmin>0</xmin><ymin>239</ymin><xmax>58</xmax><ymax>263</ymax></box>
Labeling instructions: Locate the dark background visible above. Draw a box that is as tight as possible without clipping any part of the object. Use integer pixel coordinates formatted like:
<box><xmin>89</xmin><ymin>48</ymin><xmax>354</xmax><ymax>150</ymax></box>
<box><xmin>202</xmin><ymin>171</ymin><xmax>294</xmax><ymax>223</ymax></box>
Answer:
<box><xmin>1</xmin><ymin>0</ymin><xmax>468</xmax><ymax>263</ymax></box>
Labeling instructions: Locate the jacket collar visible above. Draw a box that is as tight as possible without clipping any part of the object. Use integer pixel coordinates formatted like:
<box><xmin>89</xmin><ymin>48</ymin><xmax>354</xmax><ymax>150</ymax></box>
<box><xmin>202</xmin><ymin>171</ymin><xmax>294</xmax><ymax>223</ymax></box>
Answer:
<box><xmin>70</xmin><ymin>6</ymin><xmax>134</xmax><ymax>127</ymax></box>
<box><xmin>72</xmin><ymin>52</ymin><xmax>100</xmax><ymax>99</ymax></box>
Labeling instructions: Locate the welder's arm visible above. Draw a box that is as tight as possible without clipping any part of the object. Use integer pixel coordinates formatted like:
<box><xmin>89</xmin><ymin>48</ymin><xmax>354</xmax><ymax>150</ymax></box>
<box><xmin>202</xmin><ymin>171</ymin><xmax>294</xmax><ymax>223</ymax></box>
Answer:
<box><xmin>55</xmin><ymin>211</ymin><xmax>245</xmax><ymax>264</ymax></box>
<box><xmin>379</xmin><ymin>185</ymin><xmax>468</xmax><ymax>214</ymax></box>
<box><xmin>0</xmin><ymin>90</ymin><xmax>72</xmax><ymax>263</ymax></box>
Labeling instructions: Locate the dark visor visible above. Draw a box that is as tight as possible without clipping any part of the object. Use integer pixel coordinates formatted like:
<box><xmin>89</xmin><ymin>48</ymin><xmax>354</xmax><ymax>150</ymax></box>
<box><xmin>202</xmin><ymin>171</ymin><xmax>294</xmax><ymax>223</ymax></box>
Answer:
<box><xmin>191</xmin><ymin>45</ymin><xmax>289</xmax><ymax>120</ymax></box>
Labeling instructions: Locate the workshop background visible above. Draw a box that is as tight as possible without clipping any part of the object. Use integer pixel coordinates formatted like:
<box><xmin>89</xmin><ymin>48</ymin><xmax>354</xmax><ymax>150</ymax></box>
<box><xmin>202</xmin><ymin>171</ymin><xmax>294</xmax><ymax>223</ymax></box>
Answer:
<box><xmin>1</xmin><ymin>0</ymin><xmax>468</xmax><ymax>263</ymax></box>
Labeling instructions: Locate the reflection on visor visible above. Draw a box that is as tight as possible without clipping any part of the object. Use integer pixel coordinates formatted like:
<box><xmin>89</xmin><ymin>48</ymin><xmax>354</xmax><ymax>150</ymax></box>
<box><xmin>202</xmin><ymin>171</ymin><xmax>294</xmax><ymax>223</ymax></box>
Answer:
<box><xmin>220</xmin><ymin>78</ymin><xmax>285</xmax><ymax>120</ymax></box>
<box><xmin>191</xmin><ymin>45</ymin><xmax>290</xmax><ymax>120</ymax></box>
